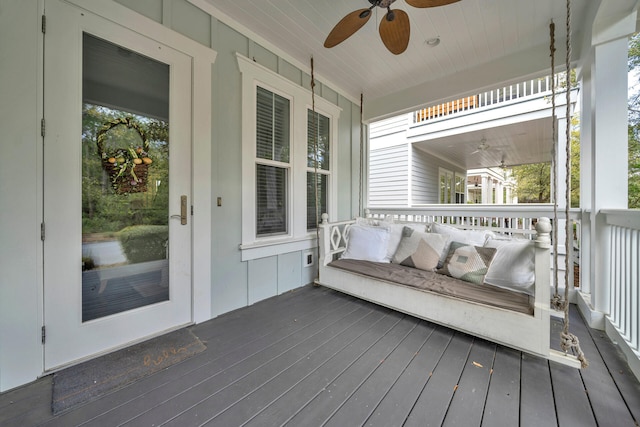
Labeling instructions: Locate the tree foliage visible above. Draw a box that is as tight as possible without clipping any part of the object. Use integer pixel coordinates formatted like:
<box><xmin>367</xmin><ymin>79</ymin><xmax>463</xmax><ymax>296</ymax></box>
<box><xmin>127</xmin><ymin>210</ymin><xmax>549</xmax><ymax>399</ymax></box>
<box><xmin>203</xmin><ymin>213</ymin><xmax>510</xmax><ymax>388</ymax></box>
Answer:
<box><xmin>512</xmin><ymin>163</ymin><xmax>551</xmax><ymax>203</ymax></box>
<box><xmin>628</xmin><ymin>33</ymin><xmax>640</xmax><ymax>208</ymax></box>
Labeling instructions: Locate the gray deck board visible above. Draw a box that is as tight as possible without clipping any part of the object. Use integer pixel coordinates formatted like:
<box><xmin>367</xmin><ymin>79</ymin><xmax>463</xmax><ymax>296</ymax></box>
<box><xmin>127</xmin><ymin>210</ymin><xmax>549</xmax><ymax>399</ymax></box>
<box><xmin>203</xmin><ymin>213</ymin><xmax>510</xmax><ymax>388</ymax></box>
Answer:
<box><xmin>120</xmin><ymin>296</ymin><xmax>367</xmax><ymax>426</ymax></box>
<box><xmin>403</xmin><ymin>332</ymin><xmax>474</xmax><ymax>427</ymax></box>
<box><xmin>324</xmin><ymin>322</ymin><xmax>436</xmax><ymax>427</ymax></box>
<box><xmin>1</xmin><ymin>285</ymin><xmax>640</xmax><ymax>427</ymax></box>
<box><xmin>211</xmin><ymin>308</ymin><xmax>390</xmax><ymax>426</ymax></box>
<box><xmin>481</xmin><ymin>347</ymin><xmax>521</xmax><ymax>427</ymax></box>
<box><xmin>520</xmin><ymin>353</ymin><xmax>557</xmax><ymax>427</ymax></box>
<box><xmin>244</xmin><ymin>308</ymin><xmax>403</xmax><ymax>426</ymax></box>
<box><xmin>567</xmin><ymin>307</ymin><xmax>637</xmax><ymax>426</ymax></box>
<box><xmin>442</xmin><ymin>339</ymin><xmax>496</xmax><ymax>426</ymax></box>
<box><xmin>285</xmin><ymin>315</ymin><xmax>419</xmax><ymax>426</ymax></box>
<box><xmin>364</xmin><ymin>326</ymin><xmax>455</xmax><ymax>427</ymax></box>
<box><xmin>550</xmin><ymin>361</ymin><xmax>597</xmax><ymax>427</ymax></box>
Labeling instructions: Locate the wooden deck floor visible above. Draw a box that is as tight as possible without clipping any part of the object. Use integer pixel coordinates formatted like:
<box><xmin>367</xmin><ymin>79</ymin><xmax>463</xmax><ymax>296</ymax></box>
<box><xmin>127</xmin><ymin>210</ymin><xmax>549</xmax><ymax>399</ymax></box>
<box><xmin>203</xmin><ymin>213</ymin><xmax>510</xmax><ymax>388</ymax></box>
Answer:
<box><xmin>2</xmin><ymin>284</ymin><xmax>640</xmax><ymax>426</ymax></box>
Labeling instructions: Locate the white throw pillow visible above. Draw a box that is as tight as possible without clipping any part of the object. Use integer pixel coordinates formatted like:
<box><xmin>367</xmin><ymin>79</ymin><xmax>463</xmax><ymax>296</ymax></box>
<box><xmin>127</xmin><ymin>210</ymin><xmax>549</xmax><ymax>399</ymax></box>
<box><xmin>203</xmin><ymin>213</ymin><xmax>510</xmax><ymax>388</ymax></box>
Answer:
<box><xmin>431</xmin><ymin>222</ymin><xmax>495</xmax><ymax>267</ymax></box>
<box><xmin>483</xmin><ymin>238</ymin><xmax>535</xmax><ymax>295</ymax></box>
<box><xmin>341</xmin><ymin>225</ymin><xmax>390</xmax><ymax>262</ymax></box>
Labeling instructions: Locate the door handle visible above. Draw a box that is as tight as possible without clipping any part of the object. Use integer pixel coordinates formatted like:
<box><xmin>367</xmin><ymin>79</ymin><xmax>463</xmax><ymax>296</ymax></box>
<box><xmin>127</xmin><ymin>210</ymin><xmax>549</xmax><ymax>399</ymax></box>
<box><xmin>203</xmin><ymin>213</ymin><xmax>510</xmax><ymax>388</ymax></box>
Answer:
<box><xmin>170</xmin><ymin>195</ymin><xmax>188</xmax><ymax>225</ymax></box>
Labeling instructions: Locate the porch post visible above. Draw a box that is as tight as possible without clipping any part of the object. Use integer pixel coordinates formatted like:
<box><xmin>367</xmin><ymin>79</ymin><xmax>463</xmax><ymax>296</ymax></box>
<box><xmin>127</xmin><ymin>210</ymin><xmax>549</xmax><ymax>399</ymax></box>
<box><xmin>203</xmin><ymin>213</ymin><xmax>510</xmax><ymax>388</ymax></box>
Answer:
<box><xmin>481</xmin><ymin>175</ymin><xmax>490</xmax><ymax>204</ymax></box>
<box><xmin>584</xmin><ymin>19</ymin><xmax>633</xmax><ymax>317</ymax></box>
<box><xmin>495</xmin><ymin>181</ymin><xmax>504</xmax><ymax>204</ymax></box>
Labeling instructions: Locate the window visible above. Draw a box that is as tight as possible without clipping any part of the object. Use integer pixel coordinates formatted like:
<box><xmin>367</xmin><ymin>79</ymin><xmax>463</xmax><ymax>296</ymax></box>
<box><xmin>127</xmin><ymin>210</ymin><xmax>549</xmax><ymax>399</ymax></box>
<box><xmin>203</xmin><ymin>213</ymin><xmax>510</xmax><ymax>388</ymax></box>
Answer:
<box><xmin>307</xmin><ymin>110</ymin><xmax>330</xmax><ymax>230</ymax></box>
<box><xmin>439</xmin><ymin>169</ymin><xmax>453</xmax><ymax>203</ymax></box>
<box><xmin>256</xmin><ymin>87</ymin><xmax>290</xmax><ymax>236</ymax></box>
<box><xmin>238</xmin><ymin>55</ymin><xmax>340</xmax><ymax>260</ymax></box>
<box><xmin>454</xmin><ymin>174</ymin><xmax>466</xmax><ymax>203</ymax></box>
<box><xmin>439</xmin><ymin>168</ymin><xmax>465</xmax><ymax>204</ymax></box>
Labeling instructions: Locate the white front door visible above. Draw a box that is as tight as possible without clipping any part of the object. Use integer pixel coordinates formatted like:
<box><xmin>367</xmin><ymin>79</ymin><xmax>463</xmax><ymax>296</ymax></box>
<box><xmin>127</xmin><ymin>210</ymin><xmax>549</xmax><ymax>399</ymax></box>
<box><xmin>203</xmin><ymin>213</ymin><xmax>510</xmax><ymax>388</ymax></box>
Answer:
<box><xmin>43</xmin><ymin>0</ymin><xmax>193</xmax><ymax>370</ymax></box>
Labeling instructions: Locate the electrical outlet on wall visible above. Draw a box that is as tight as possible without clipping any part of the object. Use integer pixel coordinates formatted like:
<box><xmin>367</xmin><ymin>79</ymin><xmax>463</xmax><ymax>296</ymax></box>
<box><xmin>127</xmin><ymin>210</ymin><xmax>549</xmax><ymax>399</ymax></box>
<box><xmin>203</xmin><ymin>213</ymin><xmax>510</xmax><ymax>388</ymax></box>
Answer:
<box><xmin>303</xmin><ymin>252</ymin><xmax>314</xmax><ymax>267</ymax></box>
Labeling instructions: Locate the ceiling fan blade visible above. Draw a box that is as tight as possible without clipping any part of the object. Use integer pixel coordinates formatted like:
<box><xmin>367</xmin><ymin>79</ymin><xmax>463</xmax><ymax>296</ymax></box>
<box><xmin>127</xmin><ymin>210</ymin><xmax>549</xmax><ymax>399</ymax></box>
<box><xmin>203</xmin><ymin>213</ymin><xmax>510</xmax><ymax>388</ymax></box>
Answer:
<box><xmin>324</xmin><ymin>9</ymin><xmax>372</xmax><ymax>48</ymax></box>
<box><xmin>379</xmin><ymin>9</ymin><xmax>410</xmax><ymax>55</ymax></box>
<box><xmin>405</xmin><ymin>0</ymin><xmax>460</xmax><ymax>8</ymax></box>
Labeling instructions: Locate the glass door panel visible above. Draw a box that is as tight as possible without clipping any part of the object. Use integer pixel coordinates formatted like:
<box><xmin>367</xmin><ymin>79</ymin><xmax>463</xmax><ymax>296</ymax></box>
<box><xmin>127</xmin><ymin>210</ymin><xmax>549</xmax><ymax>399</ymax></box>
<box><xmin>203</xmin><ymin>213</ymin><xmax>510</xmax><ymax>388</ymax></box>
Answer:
<box><xmin>43</xmin><ymin>0</ymin><xmax>192</xmax><ymax>370</ymax></box>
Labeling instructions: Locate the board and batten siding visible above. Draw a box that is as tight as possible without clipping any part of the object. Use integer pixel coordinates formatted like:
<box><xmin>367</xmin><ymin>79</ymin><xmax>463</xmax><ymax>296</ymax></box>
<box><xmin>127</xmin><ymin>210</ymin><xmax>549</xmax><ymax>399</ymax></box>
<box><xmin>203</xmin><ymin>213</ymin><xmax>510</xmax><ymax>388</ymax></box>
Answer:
<box><xmin>113</xmin><ymin>0</ymin><xmax>361</xmax><ymax>316</ymax></box>
<box><xmin>0</xmin><ymin>0</ymin><xmax>361</xmax><ymax>392</ymax></box>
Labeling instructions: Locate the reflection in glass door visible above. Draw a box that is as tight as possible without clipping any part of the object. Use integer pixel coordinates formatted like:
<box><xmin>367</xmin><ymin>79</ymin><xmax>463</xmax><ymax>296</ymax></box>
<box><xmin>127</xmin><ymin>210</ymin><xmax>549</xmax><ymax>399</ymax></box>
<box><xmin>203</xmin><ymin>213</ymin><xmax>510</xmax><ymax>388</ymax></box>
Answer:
<box><xmin>81</xmin><ymin>34</ymin><xmax>170</xmax><ymax>321</ymax></box>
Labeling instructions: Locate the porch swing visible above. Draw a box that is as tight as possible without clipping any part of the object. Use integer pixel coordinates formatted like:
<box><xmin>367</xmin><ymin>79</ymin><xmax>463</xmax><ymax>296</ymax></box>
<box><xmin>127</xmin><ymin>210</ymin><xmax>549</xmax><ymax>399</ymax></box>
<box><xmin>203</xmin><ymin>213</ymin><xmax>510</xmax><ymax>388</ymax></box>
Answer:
<box><xmin>311</xmin><ymin>0</ymin><xmax>587</xmax><ymax>368</ymax></box>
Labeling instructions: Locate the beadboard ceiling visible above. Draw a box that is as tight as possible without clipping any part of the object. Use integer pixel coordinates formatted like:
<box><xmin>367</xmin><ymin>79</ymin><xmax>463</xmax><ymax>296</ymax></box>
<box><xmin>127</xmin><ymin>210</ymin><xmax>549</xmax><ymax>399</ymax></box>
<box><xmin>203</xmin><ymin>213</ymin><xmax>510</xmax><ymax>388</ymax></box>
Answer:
<box><xmin>199</xmin><ymin>0</ymin><xmax>635</xmax><ymax>170</ymax></box>
<box><xmin>204</xmin><ymin>0</ymin><xmax>588</xmax><ymax>111</ymax></box>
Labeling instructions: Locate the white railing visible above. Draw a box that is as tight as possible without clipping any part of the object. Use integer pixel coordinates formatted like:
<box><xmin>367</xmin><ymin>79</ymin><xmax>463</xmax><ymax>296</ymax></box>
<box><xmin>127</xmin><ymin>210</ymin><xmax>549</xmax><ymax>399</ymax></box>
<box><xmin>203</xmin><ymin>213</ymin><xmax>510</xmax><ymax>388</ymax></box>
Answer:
<box><xmin>413</xmin><ymin>74</ymin><xmax>566</xmax><ymax>124</ymax></box>
<box><xmin>367</xmin><ymin>204</ymin><xmax>567</xmax><ymax>239</ymax></box>
<box><xmin>603</xmin><ymin>209</ymin><xmax>640</xmax><ymax>359</ymax></box>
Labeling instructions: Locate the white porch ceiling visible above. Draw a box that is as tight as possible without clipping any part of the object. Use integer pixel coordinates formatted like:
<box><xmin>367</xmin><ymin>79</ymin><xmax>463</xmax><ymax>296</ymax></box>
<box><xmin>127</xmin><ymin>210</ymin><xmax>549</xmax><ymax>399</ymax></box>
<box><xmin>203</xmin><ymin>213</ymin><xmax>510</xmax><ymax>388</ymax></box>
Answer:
<box><xmin>204</xmin><ymin>0</ymin><xmax>589</xmax><ymax>116</ymax></box>
<box><xmin>412</xmin><ymin>118</ymin><xmax>553</xmax><ymax>170</ymax></box>
<box><xmin>199</xmin><ymin>0</ymin><xmax>634</xmax><ymax>169</ymax></box>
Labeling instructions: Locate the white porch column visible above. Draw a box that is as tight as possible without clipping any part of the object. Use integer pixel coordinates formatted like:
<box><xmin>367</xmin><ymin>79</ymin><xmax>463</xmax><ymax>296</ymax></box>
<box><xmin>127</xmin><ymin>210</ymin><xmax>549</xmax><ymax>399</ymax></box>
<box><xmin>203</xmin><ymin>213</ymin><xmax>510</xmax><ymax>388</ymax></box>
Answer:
<box><xmin>481</xmin><ymin>175</ymin><xmax>490</xmax><ymax>204</ymax></box>
<box><xmin>495</xmin><ymin>181</ymin><xmax>504</xmax><ymax>204</ymax></box>
<box><xmin>581</xmin><ymin>7</ymin><xmax>634</xmax><ymax>318</ymax></box>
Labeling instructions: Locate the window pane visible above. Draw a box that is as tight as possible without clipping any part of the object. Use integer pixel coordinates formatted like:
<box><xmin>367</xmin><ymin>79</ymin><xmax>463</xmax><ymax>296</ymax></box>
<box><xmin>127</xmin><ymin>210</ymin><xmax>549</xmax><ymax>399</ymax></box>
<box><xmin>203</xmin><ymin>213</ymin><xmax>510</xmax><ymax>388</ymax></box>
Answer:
<box><xmin>257</xmin><ymin>87</ymin><xmax>289</xmax><ymax>162</ymax></box>
<box><xmin>307</xmin><ymin>172</ymin><xmax>327</xmax><ymax>230</ymax></box>
<box><xmin>307</xmin><ymin>110</ymin><xmax>330</xmax><ymax>170</ymax></box>
<box><xmin>81</xmin><ymin>34</ymin><xmax>170</xmax><ymax>322</ymax></box>
<box><xmin>256</xmin><ymin>164</ymin><xmax>287</xmax><ymax>236</ymax></box>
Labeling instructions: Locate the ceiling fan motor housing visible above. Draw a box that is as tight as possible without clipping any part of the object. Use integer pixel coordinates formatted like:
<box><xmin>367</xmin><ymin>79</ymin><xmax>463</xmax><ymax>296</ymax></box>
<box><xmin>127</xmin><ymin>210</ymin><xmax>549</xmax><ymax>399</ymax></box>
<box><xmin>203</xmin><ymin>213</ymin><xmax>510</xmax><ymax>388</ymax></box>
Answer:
<box><xmin>369</xmin><ymin>0</ymin><xmax>397</xmax><ymax>8</ymax></box>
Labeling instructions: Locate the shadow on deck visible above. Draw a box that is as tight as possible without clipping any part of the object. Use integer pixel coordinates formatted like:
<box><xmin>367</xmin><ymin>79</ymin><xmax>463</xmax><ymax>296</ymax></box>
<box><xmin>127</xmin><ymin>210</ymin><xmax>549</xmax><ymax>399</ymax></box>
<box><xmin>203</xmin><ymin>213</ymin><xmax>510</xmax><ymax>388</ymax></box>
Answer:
<box><xmin>2</xmin><ymin>284</ymin><xmax>640</xmax><ymax>426</ymax></box>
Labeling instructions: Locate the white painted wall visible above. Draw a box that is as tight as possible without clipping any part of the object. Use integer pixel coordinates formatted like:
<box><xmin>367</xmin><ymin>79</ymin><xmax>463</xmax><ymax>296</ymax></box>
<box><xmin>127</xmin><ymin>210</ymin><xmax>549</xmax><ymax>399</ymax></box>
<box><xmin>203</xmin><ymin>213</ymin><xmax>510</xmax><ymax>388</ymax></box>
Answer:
<box><xmin>0</xmin><ymin>0</ymin><xmax>44</xmax><ymax>393</ymax></box>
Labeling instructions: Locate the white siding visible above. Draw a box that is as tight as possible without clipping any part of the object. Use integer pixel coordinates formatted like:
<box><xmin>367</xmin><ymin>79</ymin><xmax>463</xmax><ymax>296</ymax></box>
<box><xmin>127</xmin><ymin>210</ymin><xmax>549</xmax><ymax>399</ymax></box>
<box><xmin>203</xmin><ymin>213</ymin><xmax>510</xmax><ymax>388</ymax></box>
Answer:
<box><xmin>369</xmin><ymin>144</ymin><xmax>409</xmax><ymax>207</ymax></box>
<box><xmin>411</xmin><ymin>147</ymin><xmax>466</xmax><ymax>205</ymax></box>
<box><xmin>411</xmin><ymin>147</ymin><xmax>439</xmax><ymax>204</ymax></box>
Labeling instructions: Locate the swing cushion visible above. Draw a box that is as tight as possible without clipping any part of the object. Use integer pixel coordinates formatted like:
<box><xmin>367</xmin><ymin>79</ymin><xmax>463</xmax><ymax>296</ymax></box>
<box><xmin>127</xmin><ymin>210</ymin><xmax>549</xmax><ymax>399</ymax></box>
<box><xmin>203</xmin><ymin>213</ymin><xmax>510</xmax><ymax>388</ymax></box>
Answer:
<box><xmin>483</xmin><ymin>238</ymin><xmax>535</xmax><ymax>295</ymax></box>
<box><xmin>341</xmin><ymin>225</ymin><xmax>390</xmax><ymax>262</ymax></box>
<box><xmin>392</xmin><ymin>227</ymin><xmax>447</xmax><ymax>271</ymax></box>
<box><xmin>437</xmin><ymin>242</ymin><xmax>497</xmax><ymax>285</ymax></box>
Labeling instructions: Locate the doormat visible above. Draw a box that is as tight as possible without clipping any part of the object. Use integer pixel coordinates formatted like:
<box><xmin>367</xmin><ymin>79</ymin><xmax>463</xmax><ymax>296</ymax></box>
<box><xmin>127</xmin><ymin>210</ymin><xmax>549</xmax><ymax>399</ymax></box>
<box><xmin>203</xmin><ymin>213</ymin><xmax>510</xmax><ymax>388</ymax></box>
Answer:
<box><xmin>51</xmin><ymin>327</ymin><xmax>206</xmax><ymax>414</ymax></box>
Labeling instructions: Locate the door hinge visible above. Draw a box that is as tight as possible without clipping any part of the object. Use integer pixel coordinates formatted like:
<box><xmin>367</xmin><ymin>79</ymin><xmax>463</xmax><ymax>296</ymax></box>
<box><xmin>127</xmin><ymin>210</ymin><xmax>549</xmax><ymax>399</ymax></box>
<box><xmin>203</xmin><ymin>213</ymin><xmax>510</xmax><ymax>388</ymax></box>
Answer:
<box><xmin>191</xmin><ymin>205</ymin><xmax>194</xmax><ymax>216</ymax></box>
<box><xmin>41</xmin><ymin>326</ymin><xmax>46</xmax><ymax>344</ymax></box>
<box><xmin>41</xmin><ymin>118</ymin><xmax>46</xmax><ymax>137</ymax></box>
<box><xmin>41</xmin><ymin>223</ymin><xmax>45</xmax><ymax>241</ymax></box>
<box><xmin>41</xmin><ymin>15</ymin><xmax>46</xmax><ymax>34</ymax></box>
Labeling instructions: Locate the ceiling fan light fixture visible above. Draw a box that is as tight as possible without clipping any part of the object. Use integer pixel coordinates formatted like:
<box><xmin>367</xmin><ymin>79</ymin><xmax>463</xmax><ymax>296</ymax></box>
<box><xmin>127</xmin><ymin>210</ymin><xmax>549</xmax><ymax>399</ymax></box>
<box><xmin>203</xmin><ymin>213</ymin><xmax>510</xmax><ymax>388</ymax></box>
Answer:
<box><xmin>426</xmin><ymin>37</ymin><xmax>440</xmax><ymax>47</ymax></box>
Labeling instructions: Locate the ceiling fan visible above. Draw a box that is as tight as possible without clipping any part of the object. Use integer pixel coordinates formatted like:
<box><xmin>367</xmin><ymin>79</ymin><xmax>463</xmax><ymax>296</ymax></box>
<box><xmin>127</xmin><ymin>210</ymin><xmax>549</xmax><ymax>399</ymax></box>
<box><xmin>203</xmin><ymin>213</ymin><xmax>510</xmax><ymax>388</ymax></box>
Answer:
<box><xmin>470</xmin><ymin>138</ymin><xmax>491</xmax><ymax>155</ymax></box>
<box><xmin>324</xmin><ymin>0</ymin><xmax>461</xmax><ymax>55</ymax></box>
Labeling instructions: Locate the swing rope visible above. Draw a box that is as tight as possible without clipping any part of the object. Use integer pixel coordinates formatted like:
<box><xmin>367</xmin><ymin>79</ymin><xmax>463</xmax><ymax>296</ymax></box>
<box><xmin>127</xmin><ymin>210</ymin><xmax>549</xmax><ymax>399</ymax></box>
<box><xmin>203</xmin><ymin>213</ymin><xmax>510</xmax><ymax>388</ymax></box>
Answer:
<box><xmin>359</xmin><ymin>93</ymin><xmax>364</xmax><ymax>217</ymax></box>
<box><xmin>549</xmin><ymin>0</ymin><xmax>588</xmax><ymax>368</ymax></box>
<box><xmin>550</xmin><ymin>20</ymin><xmax>564</xmax><ymax>312</ymax></box>
<box><xmin>311</xmin><ymin>56</ymin><xmax>321</xmax><ymax>281</ymax></box>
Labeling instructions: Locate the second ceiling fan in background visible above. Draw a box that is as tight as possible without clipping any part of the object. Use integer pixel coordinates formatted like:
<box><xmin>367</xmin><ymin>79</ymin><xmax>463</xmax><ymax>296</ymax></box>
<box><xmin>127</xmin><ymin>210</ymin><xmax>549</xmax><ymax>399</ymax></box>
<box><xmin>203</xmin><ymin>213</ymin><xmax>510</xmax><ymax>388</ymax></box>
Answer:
<box><xmin>324</xmin><ymin>0</ymin><xmax>460</xmax><ymax>55</ymax></box>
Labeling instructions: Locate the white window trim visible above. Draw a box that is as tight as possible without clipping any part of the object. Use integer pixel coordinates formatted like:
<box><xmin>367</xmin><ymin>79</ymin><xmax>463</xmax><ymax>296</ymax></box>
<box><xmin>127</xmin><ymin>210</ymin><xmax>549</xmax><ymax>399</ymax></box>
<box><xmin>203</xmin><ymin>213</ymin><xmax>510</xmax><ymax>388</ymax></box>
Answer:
<box><xmin>237</xmin><ymin>54</ymin><xmax>340</xmax><ymax>261</ymax></box>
